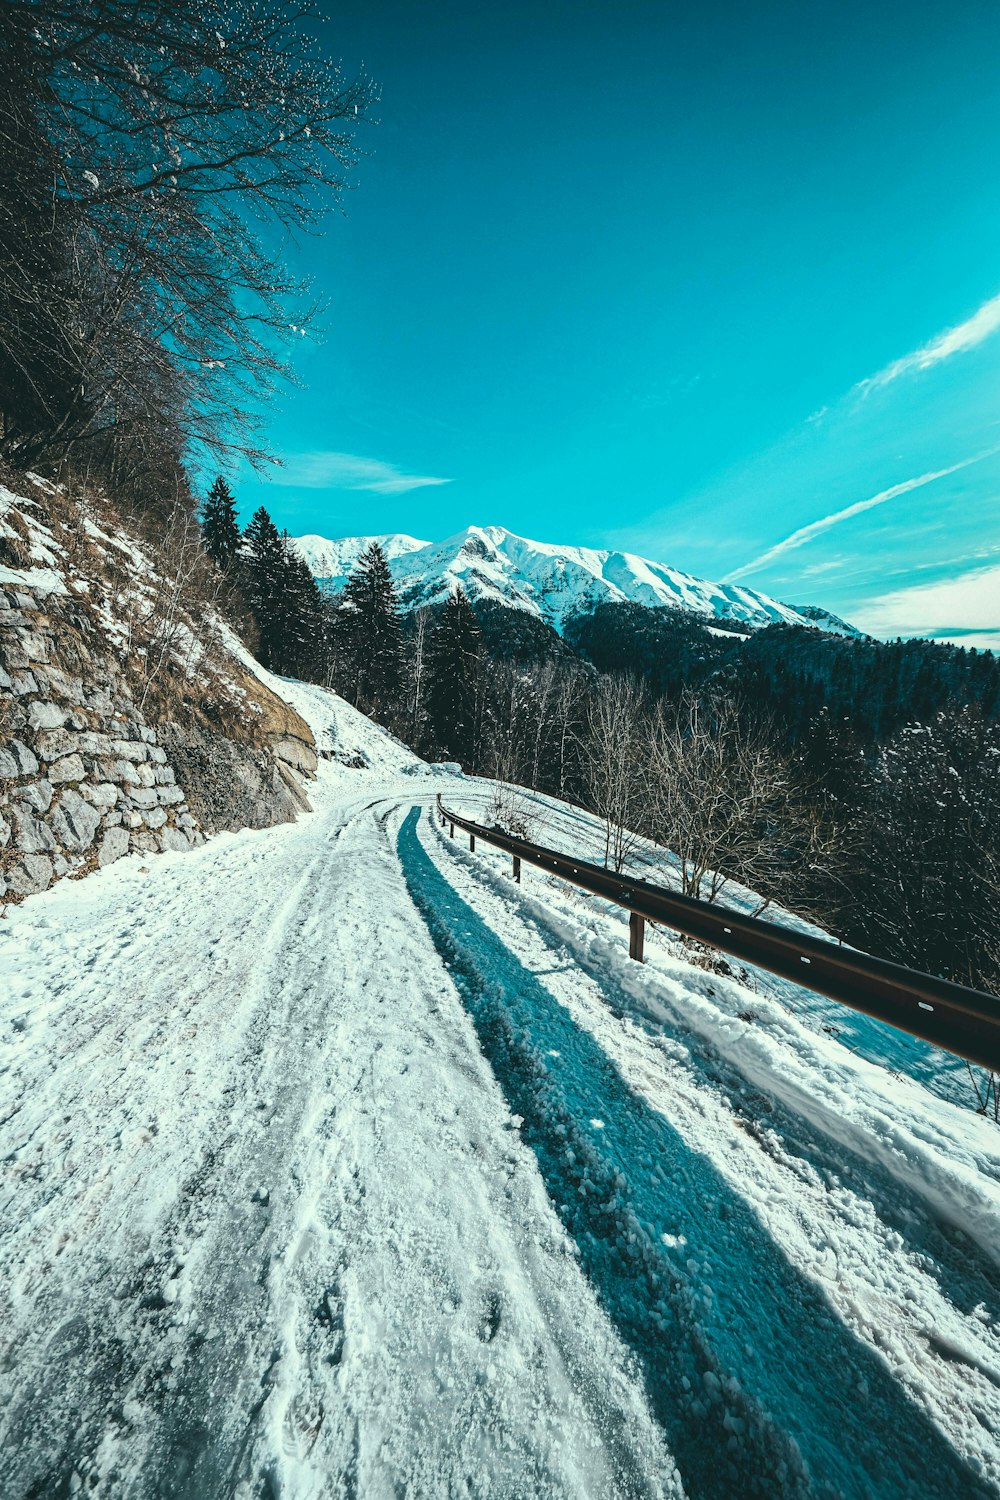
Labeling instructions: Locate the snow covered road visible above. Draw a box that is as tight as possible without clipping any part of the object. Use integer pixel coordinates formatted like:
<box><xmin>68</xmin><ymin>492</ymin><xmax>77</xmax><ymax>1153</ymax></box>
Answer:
<box><xmin>1</xmin><ymin>784</ymin><xmax>679</xmax><ymax>1498</ymax></box>
<box><xmin>2</xmin><ymin>698</ymin><xmax>1000</xmax><ymax>1498</ymax></box>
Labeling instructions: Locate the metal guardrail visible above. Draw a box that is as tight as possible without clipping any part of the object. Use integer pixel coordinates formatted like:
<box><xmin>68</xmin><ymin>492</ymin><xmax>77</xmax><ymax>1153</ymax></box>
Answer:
<box><xmin>436</xmin><ymin>797</ymin><xmax>1000</xmax><ymax>1073</ymax></box>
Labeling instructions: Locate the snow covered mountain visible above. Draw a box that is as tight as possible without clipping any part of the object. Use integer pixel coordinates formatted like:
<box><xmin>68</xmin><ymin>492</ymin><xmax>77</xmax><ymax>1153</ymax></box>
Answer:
<box><xmin>293</xmin><ymin>531</ymin><xmax>428</xmax><ymax>581</ymax></box>
<box><xmin>294</xmin><ymin>523</ymin><xmax>860</xmax><ymax>635</ymax></box>
<box><xmin>786</xmin><ymin>601</ymin><xmax>862</xmax><ymax>637</ymax></box>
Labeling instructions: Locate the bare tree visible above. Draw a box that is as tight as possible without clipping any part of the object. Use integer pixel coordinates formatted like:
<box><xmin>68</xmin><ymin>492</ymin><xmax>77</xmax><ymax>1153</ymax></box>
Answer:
<box><xmin>649</xmin><ymin>689</ymin><xmax>831</xmax><ymax>910</ymax></box>
<box><xmin>137</xmin><ymin>489</ymin><xmax>226</xmax><ymax>711</ymax></box>
<box><xmin>479</xmin><ymin>659</ymin><xmax>534</xmax><ymax>787</ymax></box>
<box><xmin>550</xmin><ymin>664</ymin><xmax>588</xmax><ymax>799</ymax></box>
<box><xmin>582</xmin><ymin>674</ymin><xmax>649</xmax><ymax>872</ymax></box>
<box><xmin>408</xmin><ymin>606</ymin><xmax>432</xmax><ymax>745</ymax></box>
<box><xmin>0</xmin><ymin>0</ymin><xmax>375</xmax><ymax>476</ymax></box>
<box><xmin>527</xmin><ymin>660</ymin><xmax>559</xmax><ymax>790</ymax></box>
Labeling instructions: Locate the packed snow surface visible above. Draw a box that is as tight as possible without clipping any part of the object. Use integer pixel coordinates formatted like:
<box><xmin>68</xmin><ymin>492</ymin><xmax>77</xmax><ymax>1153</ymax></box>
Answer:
<box><xmin>2</xmin><ymin>675</ymin><xmax>998</xmax><ymax>1498</ymax></box>
<box><xmin>292</xmin><ymin>523</ymin><xmax>862</xmax><ymax>635</ymax></box>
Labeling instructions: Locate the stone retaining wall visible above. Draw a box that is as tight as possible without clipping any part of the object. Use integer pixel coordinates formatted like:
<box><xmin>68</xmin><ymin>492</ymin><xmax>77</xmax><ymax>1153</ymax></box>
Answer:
<box><xmin>0</xmin><ymin>576</ymin><xmax>316</xmax><ymax>899</ymax></box>
<box><xmin>0</xmin><ymin>581</ymin><xmax>208</xmax><ymax>897</ymax></box>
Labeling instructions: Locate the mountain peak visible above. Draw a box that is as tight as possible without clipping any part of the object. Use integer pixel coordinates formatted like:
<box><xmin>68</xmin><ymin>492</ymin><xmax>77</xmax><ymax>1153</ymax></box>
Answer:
<box><xmin>292</xmin><ymin>532</ymin><xmax>428</xmax><ymax>581</ymax></box>
<box><xmin>292</xmin><ymin>524</ymin><xmax>859</xmax><ymax>636</ymax></box>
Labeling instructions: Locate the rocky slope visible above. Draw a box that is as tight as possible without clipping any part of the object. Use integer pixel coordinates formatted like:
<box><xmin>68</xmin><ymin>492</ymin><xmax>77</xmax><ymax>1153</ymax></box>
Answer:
<box><xmin>0</xmin><ymin>475</ymin><xmax>316</xmax><ymax>900</ymax></box>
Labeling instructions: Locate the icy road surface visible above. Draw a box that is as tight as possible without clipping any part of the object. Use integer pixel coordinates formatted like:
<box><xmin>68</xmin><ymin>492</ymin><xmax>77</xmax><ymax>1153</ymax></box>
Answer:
<box><xmin>2</xmin><ymin>684</ymin><xmax>1000</xmax><ymax>1499</ymax></box>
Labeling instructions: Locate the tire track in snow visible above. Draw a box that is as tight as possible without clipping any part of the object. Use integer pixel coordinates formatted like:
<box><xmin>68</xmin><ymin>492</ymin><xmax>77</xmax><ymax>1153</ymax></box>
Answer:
<box><xmin>1</xmin><ymin>788</ymin><xmax>684</xmax><ymax>1499</ymax></box>
<box><xmin>399</xmin><ymin>807</ymin><xmax>990</xmax><ymax>1500</ymax></box>
<box><xmin>1</xmin><ymin>835</ymin><xmax>332</xmax><ymax>1499</ymax></box>
<box><xmin>245</xmin><ymin>798</ymin><xmax>682</xmax><ymax>1500</ymax></box>
<box><xmin>423</xmin><ymin>802</ymin><xmax>1000</xmax><ymax>1491</ymax></box>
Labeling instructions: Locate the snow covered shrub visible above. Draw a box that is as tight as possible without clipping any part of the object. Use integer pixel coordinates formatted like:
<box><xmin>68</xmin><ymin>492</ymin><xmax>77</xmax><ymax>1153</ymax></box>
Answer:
<box><xmin>484</xmin><ymin>781</ymin><xmax>535</xmax><ymax>840</ymax></box>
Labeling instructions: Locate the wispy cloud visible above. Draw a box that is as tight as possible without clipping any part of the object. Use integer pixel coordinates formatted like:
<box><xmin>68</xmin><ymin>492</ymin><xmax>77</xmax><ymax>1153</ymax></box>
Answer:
<box><xmin>853</xmin><ymin>562</ymin><xmax>1000</xmax><ymax>649</ymax></box>
<box><xmin>798</xmin><ymin>556</ymin><xmax>848</xmax><ymax>578</ymax></box>
<box><xmin>270</xmin><ymin>451</ymin><xmax>452</xmax><ymax>495</ymax></box>
<box><xmin>857</xmin><ymin>290</ymin><xmax>1000</xmax><ymax>395</ymax></box>
<box><xmin>722</xmin><ymin>452</ymin><xmax>993</xmax><ymax>585</ymax></box>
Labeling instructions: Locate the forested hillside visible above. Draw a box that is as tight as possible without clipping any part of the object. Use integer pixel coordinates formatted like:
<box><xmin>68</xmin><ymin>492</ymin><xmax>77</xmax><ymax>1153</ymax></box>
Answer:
<box><xmin>261</xmin><ymin>546</ymin><xmax>1000</xmax><ymax>998</ymax></box>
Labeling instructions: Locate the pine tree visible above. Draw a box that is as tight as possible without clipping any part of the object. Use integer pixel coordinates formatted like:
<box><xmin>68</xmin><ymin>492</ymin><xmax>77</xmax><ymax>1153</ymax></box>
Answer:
<box><xmin>338</xmin><ymin>541</ymin><xmax>404</xmax><ymax>715</ymax></box>
<box><xmin>200</xmin><ymin>476</ymin><xmax>241</xmax><ymax>569</ymax></box>
<box><xmin>851</xmin><ymin>707</ymin><xmax>1000</xmax><ymax>992</ymax></box>
<box><xmin>242</xmin><ymin>506</ymin><xmax>323</xmax><ymax>676</ymax></box>
<box><xmin>279</xmin><ymin>536</ymin><xmax>325</xmax><ymax>680</ymax></box>
<box><xmin>243</xmin><ymin>506</ymin><xmax>285</xmax><ymax>669</ymax></box>
<box><xmin>423</xmin><ymin>586</ymin><xmax>484</xmax><ymax>768</ymax></box>
<box><xmin>243</xmin><ymin>505</ymin><xmax>280</xmax><ymax>608</ymax></box>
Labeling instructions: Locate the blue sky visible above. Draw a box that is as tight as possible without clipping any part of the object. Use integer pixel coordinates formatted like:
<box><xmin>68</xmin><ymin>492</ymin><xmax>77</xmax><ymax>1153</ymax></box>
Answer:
<box><xmin>236</xmin><ymin>0</ymin><xmax>1000</xmax><ymax>647</ymax></box>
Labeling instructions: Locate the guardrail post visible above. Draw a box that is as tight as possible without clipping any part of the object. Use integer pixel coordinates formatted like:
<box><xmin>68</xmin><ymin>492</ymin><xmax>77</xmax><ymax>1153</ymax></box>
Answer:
<box><xmin>449</xmin><ymin>822</ymin><xmax>454</xmax><ymax>838</ymax></box>
<box><xmin>629</xmin><ymin>912</ymin><xmax>645</xmax><ymax>963</ymax></box>
<box><xmin>469</xmin><ymin>833</ymin><xmax>476</xmax><ymax>852</ymax></box>
<box><xmin>513</xmin><ymin>855</ymin><xmax>521</xmax><ymax>884</ymax></box>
